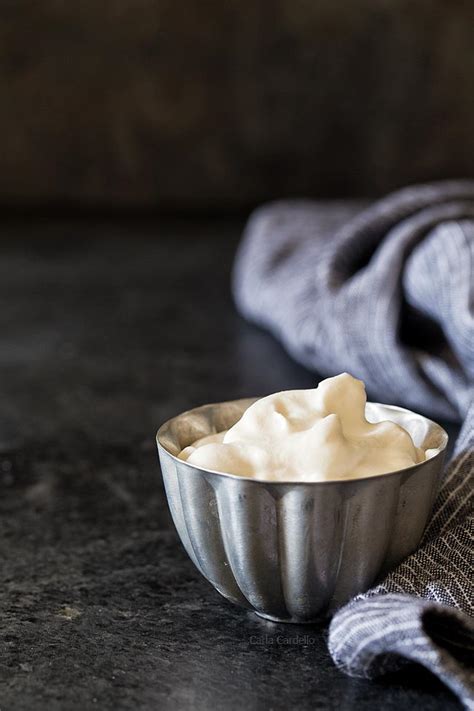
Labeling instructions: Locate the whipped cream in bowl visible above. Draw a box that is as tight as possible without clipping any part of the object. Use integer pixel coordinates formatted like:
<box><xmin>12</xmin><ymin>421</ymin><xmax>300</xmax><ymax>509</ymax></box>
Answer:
<box><xmin>178</xmin><ymin>374</ymin><xmax>439</xmax><ymax>482</ymax></box>
<box><xmin>157</xmin><ymin>373</ymin><xmax>448</xmax><ymax>622</ymax></box>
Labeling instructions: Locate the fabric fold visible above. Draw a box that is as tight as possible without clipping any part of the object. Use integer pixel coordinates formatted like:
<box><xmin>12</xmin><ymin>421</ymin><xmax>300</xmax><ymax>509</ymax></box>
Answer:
<box><xmin>233</xmin><ymin>181</ymin><xmax>474</xmax><ymax>421</ymax></box>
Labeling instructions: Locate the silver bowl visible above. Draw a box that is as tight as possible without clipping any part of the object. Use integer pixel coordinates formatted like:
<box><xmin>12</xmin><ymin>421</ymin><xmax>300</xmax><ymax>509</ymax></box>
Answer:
<box><xmin>156</xmin><ymin>398</ymin><xmax>448</xmax><ymax>623</ymax></box>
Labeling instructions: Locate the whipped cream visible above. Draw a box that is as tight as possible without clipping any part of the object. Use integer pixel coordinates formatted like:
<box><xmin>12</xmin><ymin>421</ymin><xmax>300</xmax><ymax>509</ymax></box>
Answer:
<box><xmin>179</xmin><ymin>373</ymin><xmax>429</xmax><ymax>481</ymax></box>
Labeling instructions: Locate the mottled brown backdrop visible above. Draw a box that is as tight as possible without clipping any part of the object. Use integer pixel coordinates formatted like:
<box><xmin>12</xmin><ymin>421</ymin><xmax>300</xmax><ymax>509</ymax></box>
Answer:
<box><xmin>1</xmin><ymin>1</ymin><xmax>474</xmax><ymax>209</ymax></box>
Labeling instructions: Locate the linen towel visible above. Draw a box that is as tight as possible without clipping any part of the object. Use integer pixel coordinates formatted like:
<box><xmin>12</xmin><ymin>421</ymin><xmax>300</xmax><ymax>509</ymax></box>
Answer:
<box><xmin>233</xmin><ymin>181</ymin><xmax>474</xmax><ymax>708</ymax></box>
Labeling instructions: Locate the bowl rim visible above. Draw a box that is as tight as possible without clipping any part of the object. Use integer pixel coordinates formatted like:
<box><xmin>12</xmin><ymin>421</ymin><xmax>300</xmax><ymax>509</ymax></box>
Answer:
<box><xmin>156</xmin><ymin>397</ymin><xmax>449</xmax><ymax>486</ymax></box>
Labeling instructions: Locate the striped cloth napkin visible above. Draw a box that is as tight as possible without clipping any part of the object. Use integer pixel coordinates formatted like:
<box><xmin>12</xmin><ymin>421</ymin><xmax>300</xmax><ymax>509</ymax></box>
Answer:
<box><xmin>233</xmin><ymin>181</ymin><xmax>474</xmax><ymax>708</ymax></box>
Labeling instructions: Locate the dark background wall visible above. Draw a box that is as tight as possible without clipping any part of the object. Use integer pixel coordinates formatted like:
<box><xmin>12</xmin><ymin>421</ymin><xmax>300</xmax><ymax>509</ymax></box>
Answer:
<box><xmin>1</xmin><ymin>0</ymin><xmax>474</xmax><ymax>210</ymax></box>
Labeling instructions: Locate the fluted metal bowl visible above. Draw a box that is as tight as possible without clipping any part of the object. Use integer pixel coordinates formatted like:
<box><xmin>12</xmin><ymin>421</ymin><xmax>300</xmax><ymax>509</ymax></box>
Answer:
<box><xmin>156</xmin><ymin>398</ymin><xmax>448</xmax><ymax>623</ymax></box>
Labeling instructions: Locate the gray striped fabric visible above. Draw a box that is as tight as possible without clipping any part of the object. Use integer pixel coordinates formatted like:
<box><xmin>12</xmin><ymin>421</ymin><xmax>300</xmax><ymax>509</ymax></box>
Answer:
<box><xmin>232</xmin><ymin>181</ymin><xmax>474</xmax><ymax>708</ymax></box>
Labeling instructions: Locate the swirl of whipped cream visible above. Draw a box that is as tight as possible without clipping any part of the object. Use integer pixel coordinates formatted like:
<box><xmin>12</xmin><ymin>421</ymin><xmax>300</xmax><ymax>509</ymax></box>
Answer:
<box><xmin>179</xmin><ymin>373</ymin><xmax>430</xmax><ymax>481</ymax></box>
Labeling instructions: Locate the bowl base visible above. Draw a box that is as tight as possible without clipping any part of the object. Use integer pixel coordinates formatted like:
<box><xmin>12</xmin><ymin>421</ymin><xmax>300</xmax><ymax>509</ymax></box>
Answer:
<box><xmin>254</xmin><ymin>611</ymin><xmax>324</xmax><ymax>625</ymax></box>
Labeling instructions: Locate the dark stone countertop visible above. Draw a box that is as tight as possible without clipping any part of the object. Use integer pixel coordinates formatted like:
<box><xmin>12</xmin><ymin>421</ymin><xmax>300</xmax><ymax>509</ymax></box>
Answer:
<box><xmin>0</xmin><ymin>218</ymin><xmax>461</xmax><ymax>710</ymax></box>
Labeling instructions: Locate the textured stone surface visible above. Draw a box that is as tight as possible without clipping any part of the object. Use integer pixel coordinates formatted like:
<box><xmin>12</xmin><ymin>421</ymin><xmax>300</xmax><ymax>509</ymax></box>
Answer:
<box><xmin>0</xmin><ymin>219</ymin><xmax>461</xmax><ymax>709</ymax></box>
<box><xmin>1</xmin><ymin>2</ymin><xmax>474</xmax><ymax>208</ymax></box>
